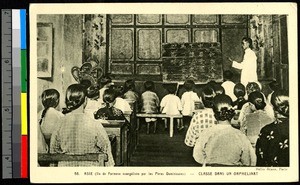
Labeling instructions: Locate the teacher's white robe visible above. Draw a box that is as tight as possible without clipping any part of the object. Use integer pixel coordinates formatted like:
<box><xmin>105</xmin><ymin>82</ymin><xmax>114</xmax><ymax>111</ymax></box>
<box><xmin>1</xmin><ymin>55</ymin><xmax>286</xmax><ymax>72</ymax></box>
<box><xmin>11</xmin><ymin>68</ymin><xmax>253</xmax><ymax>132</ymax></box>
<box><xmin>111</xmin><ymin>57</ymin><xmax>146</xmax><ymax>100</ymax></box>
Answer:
<box><xmin>232</xmin><ymin>48</ymin><xmax>258</xmax><ymax>87</ymax></box>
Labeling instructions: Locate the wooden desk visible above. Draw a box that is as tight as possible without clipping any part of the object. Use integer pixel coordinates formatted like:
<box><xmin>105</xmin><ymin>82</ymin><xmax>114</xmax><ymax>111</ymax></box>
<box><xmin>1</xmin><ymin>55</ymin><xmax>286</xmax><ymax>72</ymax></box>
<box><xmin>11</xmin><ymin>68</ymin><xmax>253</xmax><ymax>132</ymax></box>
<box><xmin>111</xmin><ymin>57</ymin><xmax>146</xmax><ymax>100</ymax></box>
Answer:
<box><xmin>102</xmin><ymin>120</ymin><xmax>128</xmax><ymax>166</ymax></box>
<box><xmin>136</xmin><ymin>113</ymin><xmax>183</xmax><ymax>137</ymax></box>
<box><xmin>124</xmin><ymin>101</ymin><xmax>138</xmax><ymax>161</ymax></box>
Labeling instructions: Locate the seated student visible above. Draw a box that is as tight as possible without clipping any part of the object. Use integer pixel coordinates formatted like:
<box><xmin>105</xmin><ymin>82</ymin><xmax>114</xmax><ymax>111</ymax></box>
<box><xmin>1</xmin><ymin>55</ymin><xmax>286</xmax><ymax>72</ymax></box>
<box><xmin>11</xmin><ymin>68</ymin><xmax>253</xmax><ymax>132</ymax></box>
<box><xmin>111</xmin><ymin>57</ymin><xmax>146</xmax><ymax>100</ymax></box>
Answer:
<box><xmin>38</xmin><ymin>89</ymin><xmax>64</xmax><ymax>147</ymax></box>
<box><xmin>240</xmin><ymin>91</ymin><xmax>274</xmax><ymax>147</ymax></box>
<box><xmin>113</xmin><ymin>85</ymin><xmax>132</xmax><ymax>115</ymax></box>
<box><xmin>246</xmin><ymin>82</ymin><xmax>261</xmax><ymax>95</ymax></box>
<box><xmin>256</xmin><ymin>90</ymin><xmax>289</xmax><ymax>167</ymax></box>
<box><xmin>245</xmin><ymin>81</ymin><xmax>264</xmax><ymax>100</ymax></box>
<box><xmin>207</xmin><ymin>80</ymin><xmax>225</xmax><ymax>96</ymax></box>
<box><xmin>238</xmin><ymin>82</ymin><xmax>275</xmax><ymax>122</ymax></box>
<box><xmin>98</xmin><ymin>75</ymin><xmax>114</xmax><ymax>106</ymax></box>
<box><xmin>231</xmin><ymin>83</ymin><xmax>247</xmax><ymax>129</ymax></box>
<box><xmin>94</xmin><ymin>88</ymin><xmax>129</xmax><ymax>122</ymax></box>
<box><xmin>213</xmin><ymin>83</ymin><xmax>225</xmax><ymax>96</ymax></box>
<box><xmin>123</xmin><ymin>79</ymin><xmax>139</xmax><ymax>103</ymax></box>
<box><xmin>221</xmin><ymin>70</ymin><xmax>236</xmax><ymax>101</ymax></box>
<box><xmin>50</xmin><ymin>84</ymin><xmax>114</xmax><ymax>167</ymax></box>
<box><xmin>160</xmin><ymin>85</ymin><xmax>183</xmax><ymax>131</ymax></box>
<box><xmin>185</xmin><ymin>86</ymin><xmax>217</xmax><ymax>147</ymax></box>
<box><xmin>81</xmin><ymin>79</ymin><xmax>102</xmax><ymax>119</ymax></box>
<box><xmin>193</xmin><ymin>94</ymin><xmax>256</xmax><ymax>166</ymax></box>
<box><xmin>140</xmin><ymin>81</ymin><xmax>160</xmax><ymax>134</ymax></box>
<box><xmin>181</xmin><ymin>80</ymin><xmax>201</xmax><ymax>128</ymax></box>
<box><xmin>232</xmin><ymin>83</ymin><xmax>247</xmax><ymax>110</ymax></box>
<box><xmin>267</xmin><ymin>80</ymin><xmax>280</xmax><ymax>106</ymax></box>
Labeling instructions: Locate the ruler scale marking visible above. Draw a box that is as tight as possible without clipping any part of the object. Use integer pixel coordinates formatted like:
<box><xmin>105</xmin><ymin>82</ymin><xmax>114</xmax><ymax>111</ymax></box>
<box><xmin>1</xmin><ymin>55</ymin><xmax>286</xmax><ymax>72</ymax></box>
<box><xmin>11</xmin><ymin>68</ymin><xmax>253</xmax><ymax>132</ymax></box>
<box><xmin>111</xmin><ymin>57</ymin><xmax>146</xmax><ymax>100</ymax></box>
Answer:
<box><xmin>1</xmin><ymin>9</ymin><xmax>13</xmax><ymax>179</ymax></box>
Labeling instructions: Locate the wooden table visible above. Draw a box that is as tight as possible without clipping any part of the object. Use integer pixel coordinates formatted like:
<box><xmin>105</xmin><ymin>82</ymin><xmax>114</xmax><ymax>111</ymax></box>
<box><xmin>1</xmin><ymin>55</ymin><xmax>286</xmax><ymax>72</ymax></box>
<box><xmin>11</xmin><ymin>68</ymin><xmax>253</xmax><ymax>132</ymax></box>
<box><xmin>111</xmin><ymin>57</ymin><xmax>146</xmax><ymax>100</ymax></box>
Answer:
<box><xmin>102</xmin><ymin>120</ymin><xmax>128</xmax><ymax>166</ymax></box>
<box><xmin>136</xmin><ymin>113</ymin><xmax>183</xmax><ymax>137</ymax></box>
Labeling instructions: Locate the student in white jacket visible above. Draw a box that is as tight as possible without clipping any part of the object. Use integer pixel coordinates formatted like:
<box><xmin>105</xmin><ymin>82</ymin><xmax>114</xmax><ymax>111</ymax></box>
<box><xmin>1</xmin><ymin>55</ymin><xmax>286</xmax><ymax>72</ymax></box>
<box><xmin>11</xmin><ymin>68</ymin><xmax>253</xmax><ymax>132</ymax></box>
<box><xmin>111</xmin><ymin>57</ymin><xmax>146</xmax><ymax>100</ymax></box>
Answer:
<box><xmin>181</xmin><ymin>80</ymin><xmax>201</xmax><ymax>128</ymax></box>
<box><xmin>229</xmin><ymin>37</ymin><xmax>258</xmax><ymax>87</ymax></box>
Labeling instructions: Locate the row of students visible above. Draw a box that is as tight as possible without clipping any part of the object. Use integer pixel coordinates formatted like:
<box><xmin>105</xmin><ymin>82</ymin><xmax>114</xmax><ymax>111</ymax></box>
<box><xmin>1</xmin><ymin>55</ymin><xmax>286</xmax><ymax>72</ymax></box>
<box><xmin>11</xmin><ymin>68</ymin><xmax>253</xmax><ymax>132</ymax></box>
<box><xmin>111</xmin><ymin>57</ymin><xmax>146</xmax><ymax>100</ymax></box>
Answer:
<box><xmin>191</xmin><ymin>90</ymin><xmax>289</xmax><ymax>167</ymax></box>
<box><xmin>185</xmin><ymin>79</ymin><xmax>278</xmax><ymax>144</ymax></box>
<box><xmin>184</xmin><ymin>81</ymin><xmax>274</xmax><ymax>146</ymax></box>
<box><xmin>38</xmin><ymin>73</ymin><xmax>286</xmax><ymax>167</ymax></box>
<box><xmin>38</xmin><ymin>84</ymin><xmax>115</xmax><ymax>166</ymax></box>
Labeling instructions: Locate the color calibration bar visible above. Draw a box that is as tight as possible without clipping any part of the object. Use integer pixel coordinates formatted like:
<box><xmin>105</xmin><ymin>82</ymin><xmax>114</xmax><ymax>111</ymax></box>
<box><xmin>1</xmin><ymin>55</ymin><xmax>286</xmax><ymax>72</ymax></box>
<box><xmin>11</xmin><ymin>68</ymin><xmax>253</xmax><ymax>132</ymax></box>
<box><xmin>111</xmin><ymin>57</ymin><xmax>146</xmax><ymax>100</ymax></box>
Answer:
<box><xmin>20</xmin><ymin>9</ymin><xmax>28</xmax><ymax>179</ymax></box>
<box><xmin>1</xmin><ymin>9</ymin><xmax>27</xmax><ymax>179</ymax></box>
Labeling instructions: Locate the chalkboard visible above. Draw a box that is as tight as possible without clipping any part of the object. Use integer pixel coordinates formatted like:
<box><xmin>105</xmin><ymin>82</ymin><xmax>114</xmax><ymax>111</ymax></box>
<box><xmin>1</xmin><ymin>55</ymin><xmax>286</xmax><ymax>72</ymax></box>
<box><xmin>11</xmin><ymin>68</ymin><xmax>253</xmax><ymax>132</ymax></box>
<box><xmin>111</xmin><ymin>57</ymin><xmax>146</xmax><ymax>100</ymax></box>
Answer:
<box><xmin>162</xmin><ymin>42</ymin><xmax>223</xmax><ymax>83</ymax></box>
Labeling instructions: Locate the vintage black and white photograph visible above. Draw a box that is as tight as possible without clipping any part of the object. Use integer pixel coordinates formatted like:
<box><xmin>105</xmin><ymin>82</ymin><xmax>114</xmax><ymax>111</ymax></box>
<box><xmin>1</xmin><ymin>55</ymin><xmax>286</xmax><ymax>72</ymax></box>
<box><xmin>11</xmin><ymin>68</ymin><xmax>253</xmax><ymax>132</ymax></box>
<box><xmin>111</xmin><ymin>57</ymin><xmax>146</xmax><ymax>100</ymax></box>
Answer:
<box><xmin>30</xmin><ymin>3</ymin><xmax>298</xmax><ymax>183</ymax></box>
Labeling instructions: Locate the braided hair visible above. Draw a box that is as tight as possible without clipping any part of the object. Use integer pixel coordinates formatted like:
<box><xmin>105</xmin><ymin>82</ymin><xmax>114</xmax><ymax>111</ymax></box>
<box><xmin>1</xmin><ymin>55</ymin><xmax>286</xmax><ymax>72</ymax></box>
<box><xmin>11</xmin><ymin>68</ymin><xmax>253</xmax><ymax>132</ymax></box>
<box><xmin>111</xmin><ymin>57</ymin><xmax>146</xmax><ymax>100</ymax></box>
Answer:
<box><xmin>213</xmin><ymin>94</ymin><xmax>235</xmax><ymax>121</ymax></box>
<box><xmin>39</xmin><ymin>89</ymin><xmax>60</xmax><ymax>125</ymax></box>
<box><xmin>103</xmin><ymin>88</ymin><xmax>117</xmax><ymax>108</ymax></box>
<box><xmin>62</xmin><ymin>84</ymin><xmax>87</xmax><ymax>114</ymax></box>
<box><xmin>246</xmin><ymin>82</ymin><xmax>260</xmax><ymax>95</ymax></box>
<box><xmin>201</xmin><ymin>86</ymin><xmax>215</xmax><ymax>109</ymax></box>
<box><xmin>248</xmin><ymin>91</ymin><xmax>266</xmax><ymax>110</ymax></box>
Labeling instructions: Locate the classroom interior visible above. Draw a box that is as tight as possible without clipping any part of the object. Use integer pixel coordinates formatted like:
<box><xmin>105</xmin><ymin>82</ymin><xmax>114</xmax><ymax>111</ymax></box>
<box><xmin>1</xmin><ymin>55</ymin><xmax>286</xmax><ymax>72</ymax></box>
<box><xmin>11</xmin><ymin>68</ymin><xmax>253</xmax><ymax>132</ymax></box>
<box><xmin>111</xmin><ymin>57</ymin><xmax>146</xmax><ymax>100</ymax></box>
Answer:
<box><xmin>36</xmin><ymin>14</ymin><xmax>289</xmax><ymax>166</ymax></box>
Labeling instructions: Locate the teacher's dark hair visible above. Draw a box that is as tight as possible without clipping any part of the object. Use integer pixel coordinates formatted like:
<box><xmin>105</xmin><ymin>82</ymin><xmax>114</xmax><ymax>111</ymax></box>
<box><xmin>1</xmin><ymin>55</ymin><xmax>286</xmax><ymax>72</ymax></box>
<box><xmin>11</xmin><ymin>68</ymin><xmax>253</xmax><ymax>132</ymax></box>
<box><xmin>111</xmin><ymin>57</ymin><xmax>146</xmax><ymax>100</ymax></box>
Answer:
<box><xmin>242</xmin><ymin>37</ymin><xmax>253</xmax><ymax>49</ymax></box>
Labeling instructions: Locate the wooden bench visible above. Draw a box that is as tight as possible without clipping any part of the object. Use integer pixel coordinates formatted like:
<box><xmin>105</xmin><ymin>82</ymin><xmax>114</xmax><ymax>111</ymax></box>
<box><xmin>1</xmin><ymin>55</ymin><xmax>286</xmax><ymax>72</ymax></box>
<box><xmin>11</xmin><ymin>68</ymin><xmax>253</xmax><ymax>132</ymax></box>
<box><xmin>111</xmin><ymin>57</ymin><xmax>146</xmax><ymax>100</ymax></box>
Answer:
<box><xmin>136</xmin><ymin>113</ymin><xmax>183</xmax><ymax>137</ymax></box>
<box><xmin>38</xmin><ymin>153</ymin><xmax>108</xmax><ymax>166</ymax></box>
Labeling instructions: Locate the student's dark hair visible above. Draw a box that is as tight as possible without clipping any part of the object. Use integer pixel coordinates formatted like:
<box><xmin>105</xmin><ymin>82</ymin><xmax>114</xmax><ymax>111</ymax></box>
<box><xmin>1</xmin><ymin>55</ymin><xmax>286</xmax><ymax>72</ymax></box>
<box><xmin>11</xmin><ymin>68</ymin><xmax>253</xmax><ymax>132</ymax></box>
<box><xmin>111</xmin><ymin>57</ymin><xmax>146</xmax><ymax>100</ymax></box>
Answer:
<box><xmin>98</xmin><ymin>75</ymin><xmax>112</xmax><ymax>87</ymax></box>
<box><xmin>246</xmin><ymin>82</ymin><xmax>260</xmax><ymax>95</ymax></box>
<box><xmin>223</xmin><ymin>70</ymin><xmax>233</xmax><ymax>80</ymax></box>
<box><xmin>166</xmin><ymin>85</ymin><xmax>177</xmax><ymax>94</ymax></box>
<box><xmin>206</xmin><ymin>80</ymin><xmax>217</xmax><ymax>90</ymax></box>
<box><xmin>80</xmin><ymin>79</ymin><xmax>99</xmax><ymax>99</ymax></box>
<box><xmin>80</xmin><ymin>79</ymin><xmax>92</xmax><ymax>90</ymax></box>
<box><xmin>213</xmin><ymin>94</ymin><xmax>235</xmax><ymax>121</ymax></box>
<box><xmin>124</xmin><ymin>79</ymin><xmax>136</xmax><ymax>92</ymax></box>
<box><xmin>183</xmin><ymin>80</ymin><xmax>195</xmax><ymax>91</ymax></box>
<box><xmin>271</xmin><ymin>90</ymin><xmax>289</xmax><ymax>117</ymax></box>
<box><xmin>214</xmin><ymin>84</ymin><xmax>225</xmax><ymax>95</ymax></box>
<box><xmin>62</xmin><ymin>84</ymin><xmax>87</xmax><ymax>114</ymax></box>
<box><xmin>234</xmin><ymin>83</ymin><xmax>246</xmax><ymax>98</ymax></box>
<box><xmin>242</xmin><ymin>37</ymin><xmax>253</xmax><ymax>49</ymax></box>
<box><xmin>86</xmin><ymin>85</ymin><xmax>99</xmax><ymax>99</ymax></box>
<box><xmin>114</xmin><ymin>85</ymin><xmax>124</xmax><ymax>97</ymax></box>
<box><xmin>144</xmin><ymin>81</ymin><xmax>155</xmax><ymax>91</ymax></box>
<box><xmin>269</xmin><ymin>80</ymin><xmax>280</xmax><ymax>92</ymax></box>
<box><xmin>39</xmin><ymin>89</ymin><xmax>60</xmax><ymax>125</ymax></box>
<box><xmin>201</xmin><ymin>86</ymin><xmax>215</xmax><ymax>108</ymax></box>
<box><xmin>248</xmin><ymin>91</ymin><xmax>266</xmax><ymax>110</ymax></box>
<box><xmin>103</xmin><ymin>88</ymin><xmax>117</xmax><ymax>106</ymax></box>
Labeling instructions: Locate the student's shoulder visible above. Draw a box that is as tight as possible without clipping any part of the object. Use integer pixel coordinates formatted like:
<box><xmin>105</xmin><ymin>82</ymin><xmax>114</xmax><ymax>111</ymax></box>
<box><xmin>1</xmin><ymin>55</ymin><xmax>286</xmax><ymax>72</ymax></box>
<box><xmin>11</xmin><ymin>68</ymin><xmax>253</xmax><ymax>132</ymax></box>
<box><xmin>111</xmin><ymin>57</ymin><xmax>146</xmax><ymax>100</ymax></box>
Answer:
<box><xmin>48</xmin><ymin>107</ymin><xmax>64</xmax><ymax>117</ymax></box>
<box><xmin>181</xmin><ymin>91</ymin><xmax>189</xmax><ymax>97</ymax></box>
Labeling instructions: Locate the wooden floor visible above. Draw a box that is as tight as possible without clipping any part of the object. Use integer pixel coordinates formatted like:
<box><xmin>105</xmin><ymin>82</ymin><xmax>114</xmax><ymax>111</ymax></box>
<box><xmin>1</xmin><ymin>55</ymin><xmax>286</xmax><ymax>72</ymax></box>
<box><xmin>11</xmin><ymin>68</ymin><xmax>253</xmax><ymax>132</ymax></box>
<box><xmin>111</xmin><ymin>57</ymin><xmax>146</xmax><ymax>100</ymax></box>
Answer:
<box><xmin>129</xmin><ymin>120</ymin><xmax>200</xmax><ymax>166</ymax></box>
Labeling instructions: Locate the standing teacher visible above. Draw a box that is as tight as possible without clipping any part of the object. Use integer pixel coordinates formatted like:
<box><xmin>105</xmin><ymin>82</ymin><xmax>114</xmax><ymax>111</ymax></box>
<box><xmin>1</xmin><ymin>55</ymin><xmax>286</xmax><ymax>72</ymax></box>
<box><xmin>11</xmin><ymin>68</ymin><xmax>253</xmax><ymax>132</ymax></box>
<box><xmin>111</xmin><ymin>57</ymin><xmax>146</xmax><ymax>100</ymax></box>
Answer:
<box><xmin>229</xmin><ymin>37</ymin><xmax>258</xmax><ymax>87</ymax></box>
